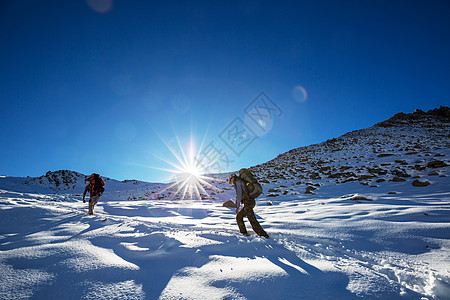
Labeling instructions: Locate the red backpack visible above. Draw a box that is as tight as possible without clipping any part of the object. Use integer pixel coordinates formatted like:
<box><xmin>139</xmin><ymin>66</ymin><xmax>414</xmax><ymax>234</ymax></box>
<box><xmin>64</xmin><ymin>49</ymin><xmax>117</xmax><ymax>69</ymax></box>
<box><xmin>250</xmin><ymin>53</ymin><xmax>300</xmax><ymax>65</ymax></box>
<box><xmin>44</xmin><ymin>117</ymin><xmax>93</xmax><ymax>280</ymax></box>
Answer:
<box><xmin>89</xmin><ymin>174</ymin><xmax>105</xmax><ymax>195</ymax></box>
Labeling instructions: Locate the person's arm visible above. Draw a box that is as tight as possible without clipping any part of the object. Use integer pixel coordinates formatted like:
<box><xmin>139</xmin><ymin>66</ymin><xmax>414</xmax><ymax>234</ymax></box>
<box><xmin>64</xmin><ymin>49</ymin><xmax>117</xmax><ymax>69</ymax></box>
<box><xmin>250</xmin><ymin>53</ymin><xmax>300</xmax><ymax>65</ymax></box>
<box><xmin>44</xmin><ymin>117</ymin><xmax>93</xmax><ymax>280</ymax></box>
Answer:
<box><xmin>82</xmin><ymin>185</ymin><xmax>89</xmax><ymax>203</ymax></box>
<box><xmin>235</xmin><ymin>180</ymin><xmax>243</xmax><ymax>213</ymax></box>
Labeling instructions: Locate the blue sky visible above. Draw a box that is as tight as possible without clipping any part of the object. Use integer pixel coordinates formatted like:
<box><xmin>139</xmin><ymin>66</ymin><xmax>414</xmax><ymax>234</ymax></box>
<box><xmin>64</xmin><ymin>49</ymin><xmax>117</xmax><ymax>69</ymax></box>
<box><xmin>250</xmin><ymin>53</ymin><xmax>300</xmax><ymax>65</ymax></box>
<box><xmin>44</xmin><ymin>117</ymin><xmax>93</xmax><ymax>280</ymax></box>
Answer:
<box><xmin>1</xmin><ymin>0</ymin><xmax>449</xmax><ymax>182</ymax></box>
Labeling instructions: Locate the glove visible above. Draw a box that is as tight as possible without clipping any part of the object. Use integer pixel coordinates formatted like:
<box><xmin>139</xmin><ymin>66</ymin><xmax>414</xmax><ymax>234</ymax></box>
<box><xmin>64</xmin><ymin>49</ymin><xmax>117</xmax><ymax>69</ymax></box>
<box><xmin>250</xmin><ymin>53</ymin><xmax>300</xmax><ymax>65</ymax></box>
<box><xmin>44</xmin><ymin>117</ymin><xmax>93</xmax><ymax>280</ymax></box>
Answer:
<box><xmin>83</xmin><ymin>200</ymin><xmax>86</xmax><ymax>203</ymax></box>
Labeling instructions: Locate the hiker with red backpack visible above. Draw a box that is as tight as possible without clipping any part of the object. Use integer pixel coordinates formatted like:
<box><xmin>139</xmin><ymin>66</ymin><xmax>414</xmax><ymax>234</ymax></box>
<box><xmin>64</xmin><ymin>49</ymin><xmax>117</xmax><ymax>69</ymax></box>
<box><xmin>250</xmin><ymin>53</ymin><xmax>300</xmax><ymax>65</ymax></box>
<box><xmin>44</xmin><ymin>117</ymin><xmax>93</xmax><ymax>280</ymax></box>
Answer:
<box><xmin>229</xmin><ymin>169</ymin><xmax>269</xmax><ymax>238</ymax></box>
<box><xmin>83</xmin><ymin>173</ymin><xmax>105</xmax><ymax>215</ymax></box>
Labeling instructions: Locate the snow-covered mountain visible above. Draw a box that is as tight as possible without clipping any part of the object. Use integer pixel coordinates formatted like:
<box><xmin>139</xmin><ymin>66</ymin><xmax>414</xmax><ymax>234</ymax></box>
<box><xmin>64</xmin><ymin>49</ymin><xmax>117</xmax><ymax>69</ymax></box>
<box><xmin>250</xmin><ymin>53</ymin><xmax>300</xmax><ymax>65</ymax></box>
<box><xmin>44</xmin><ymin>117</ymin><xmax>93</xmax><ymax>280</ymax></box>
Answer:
<box><xmin>0</xmin><ymin>107</ymin><xmax>449</xmax><ymax>300</ymax></box>
<box><xmin>249</xmin><ymin>106</ymin><xmax>449</xmax><ymax>198</ymax></box>
<box><xmin>0</xmin><ymin>170</ymin><xmax>158</xmax><ymax>195</ymax></box>
<box><xmin>1</xmin><ymin>106</ymin><xmax>448</xmax><ymax>200</ymax></box>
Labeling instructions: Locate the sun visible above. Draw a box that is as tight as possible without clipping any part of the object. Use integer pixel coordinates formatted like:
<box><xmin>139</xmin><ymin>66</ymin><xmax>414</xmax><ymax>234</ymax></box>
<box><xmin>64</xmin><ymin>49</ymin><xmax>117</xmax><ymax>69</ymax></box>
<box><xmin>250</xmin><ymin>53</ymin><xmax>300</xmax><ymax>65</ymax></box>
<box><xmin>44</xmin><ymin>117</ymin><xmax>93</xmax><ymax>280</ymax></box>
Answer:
<box><xmin>152</xmin><ymin>135</ymin><xmax>224</xmax><ymax>201</ymax></box>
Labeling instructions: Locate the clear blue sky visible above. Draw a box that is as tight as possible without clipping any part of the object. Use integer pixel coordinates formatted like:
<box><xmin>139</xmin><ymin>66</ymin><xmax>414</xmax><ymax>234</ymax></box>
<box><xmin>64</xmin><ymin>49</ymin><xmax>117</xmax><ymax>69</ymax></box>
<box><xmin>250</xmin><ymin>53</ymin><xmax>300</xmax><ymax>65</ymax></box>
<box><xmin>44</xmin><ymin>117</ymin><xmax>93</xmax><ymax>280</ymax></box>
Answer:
<box><xmin>1</xmin><ymin>0</ymin><xmax>449</xmax><ymax>182</ymax></box>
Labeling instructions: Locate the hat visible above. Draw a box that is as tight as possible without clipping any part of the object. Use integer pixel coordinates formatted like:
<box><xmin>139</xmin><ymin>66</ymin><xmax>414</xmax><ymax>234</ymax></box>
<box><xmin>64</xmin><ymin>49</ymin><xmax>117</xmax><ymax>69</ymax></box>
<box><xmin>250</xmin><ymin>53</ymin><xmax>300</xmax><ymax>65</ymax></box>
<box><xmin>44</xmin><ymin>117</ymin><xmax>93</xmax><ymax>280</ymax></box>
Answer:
<box><xmin>228</xmin><ymin>173</ymin><xmax>237</xmax><ymax>183</ymax></box>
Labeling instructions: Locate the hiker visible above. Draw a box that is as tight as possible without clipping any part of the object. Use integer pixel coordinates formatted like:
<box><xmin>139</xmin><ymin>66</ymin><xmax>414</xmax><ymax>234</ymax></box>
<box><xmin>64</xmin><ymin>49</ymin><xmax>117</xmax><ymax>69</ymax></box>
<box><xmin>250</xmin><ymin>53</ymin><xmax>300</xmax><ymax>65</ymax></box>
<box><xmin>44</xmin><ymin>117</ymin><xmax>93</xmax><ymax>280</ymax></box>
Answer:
<box><xmin>83</xmin><ymin>173</ymin><xmax>105</xmax><ymax>215</ymax></box>
<box><xmin>229</xmin><ymin>172</ymin><xmax>269</xmax><ymax>238</ymax></box>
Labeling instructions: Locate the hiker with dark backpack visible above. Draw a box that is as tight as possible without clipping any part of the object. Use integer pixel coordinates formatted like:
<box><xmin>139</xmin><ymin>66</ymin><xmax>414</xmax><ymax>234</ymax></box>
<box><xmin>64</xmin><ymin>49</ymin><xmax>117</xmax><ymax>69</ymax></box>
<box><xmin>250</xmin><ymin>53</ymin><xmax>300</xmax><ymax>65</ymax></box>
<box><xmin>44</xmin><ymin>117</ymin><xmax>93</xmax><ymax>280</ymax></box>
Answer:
<box><xmin>229</xmin><ymin>169</ymin><xmax>269</xmax><ymax>238</ymax></box>
<box><xmin>83</xmin><ymin>173</ymin><xmax>105</xmax><ymax>215</ymax></box>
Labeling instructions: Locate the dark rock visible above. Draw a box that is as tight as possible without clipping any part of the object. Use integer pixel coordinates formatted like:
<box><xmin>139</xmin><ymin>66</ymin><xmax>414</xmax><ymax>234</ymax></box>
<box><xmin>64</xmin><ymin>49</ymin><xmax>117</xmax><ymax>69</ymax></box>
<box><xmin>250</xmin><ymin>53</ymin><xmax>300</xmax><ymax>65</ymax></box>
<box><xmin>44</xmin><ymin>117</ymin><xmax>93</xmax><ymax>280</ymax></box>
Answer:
<box><xmin>391</xmin><ymin>177</ymin><xmax>406</xmax><ymax>182</ymax></box>
<box><xmin>222</xmin><ymin>200</ymin><xmax>236</xmax><ymax>208</ymax></box>
<box><xmin>358</xmin><ymin>174</ymin><xmax>376</xmax><ymax>181</ymax></box>
<box><xmin>267</xmin><ymin>194</ymin><xmax>279</xmax><ymax>197</ymax></box>
<box><xmin>428</xmin><ymin>171</ymin><xmax>439</xmax><ymax>176</ymax></box>
<box><xmin>427</xmin><ymin>160</ymin><xmax>448</xmax><ymax>168</ymax></box>
<box><xmin>328</xmin><ymin>172</ymin><xmax>356</xmax><ymax>179</ymax></box>
<box><xmin>310</xmin><ymin>172</ymin><xmax>321</xmax><ymax>180</ymax></box>
<box><xmin>351</xmin><ymin>196</ymin><xmax>373</xmax><ymax>201</ymax></box>
<box><xmin>391</xmin><ymin>169</ymin><xmax>410</xmax><ymax>178</ymax></box>
<box><xmin>267</xmin><ymin>201</ymin><xmax>273</xmax><ymax>206</ymax></box>
<box><xmin>368</xmin><ymin>168</ymin><xmax>387</xmax><ymax>175</ymax></box>
<box><xmin>412</xmin><ymin>180</ymin><xmax>430</xmax><ymax>187</ymax></box>
<box><xmin>341</xmin><ymin>178</ymin><xmax>357</xmax><ymax>183</ymax></box>
<box><xmin>395</xmin><ymin>160</ymin><xmax>409</xmax><ymax>165</ymax></box>
<box><xmin>376</xmin><ymin>178</ymin><xmax>385</xmax><ymax>183</ymax></box>
<box><xmin>414</xmin><ymin>165</ymin><xmax>426</xmax><ymax>171</ymax></box>
<box><xmin>378</xmin><ymin>153</ymin><xmax>395</xmax><ymax>157</ymax></box>
<box><xmin>319</xmin><ymin>166</ymin><xmax>331</xmax><ymax>172</ymax></box>
<box><xmin>388</xmin><ymin>191</ymin><xmax>397</xmax><ymax>194</ymax></box>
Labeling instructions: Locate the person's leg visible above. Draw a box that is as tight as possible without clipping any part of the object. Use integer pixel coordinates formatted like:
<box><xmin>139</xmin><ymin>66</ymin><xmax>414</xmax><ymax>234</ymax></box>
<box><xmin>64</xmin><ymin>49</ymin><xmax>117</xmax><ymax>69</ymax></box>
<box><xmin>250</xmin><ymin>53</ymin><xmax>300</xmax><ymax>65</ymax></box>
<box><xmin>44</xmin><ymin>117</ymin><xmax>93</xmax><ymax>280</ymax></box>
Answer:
<box><xmin>246</xmin><ymin>207</ymin><xmax>268</xmax><ymax>237</ymax></box>
<box><xmin>244</xmin><ymin>198</ymin><xmax>269</xmax><ymax>238</ymax></box>
<box><xmin>236</xmin><ymin>208</ymin><xmax>248</xmax><ymax>235</ymax></box>
<box><xmin>88</xmin><ymin>195</ymin><xmax>99</xmax><ymax>215</ymax></box>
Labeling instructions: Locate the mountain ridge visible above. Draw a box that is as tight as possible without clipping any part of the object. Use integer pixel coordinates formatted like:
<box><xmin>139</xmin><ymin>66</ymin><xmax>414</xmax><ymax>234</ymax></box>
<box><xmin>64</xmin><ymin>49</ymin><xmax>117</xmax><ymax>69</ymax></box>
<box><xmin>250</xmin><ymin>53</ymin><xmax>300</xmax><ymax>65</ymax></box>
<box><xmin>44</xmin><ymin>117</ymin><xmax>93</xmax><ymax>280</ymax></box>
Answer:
<box><xmin>1</xmin><ymin>106</ymin><xmax>448</xmax><ymax>197</ymax></box>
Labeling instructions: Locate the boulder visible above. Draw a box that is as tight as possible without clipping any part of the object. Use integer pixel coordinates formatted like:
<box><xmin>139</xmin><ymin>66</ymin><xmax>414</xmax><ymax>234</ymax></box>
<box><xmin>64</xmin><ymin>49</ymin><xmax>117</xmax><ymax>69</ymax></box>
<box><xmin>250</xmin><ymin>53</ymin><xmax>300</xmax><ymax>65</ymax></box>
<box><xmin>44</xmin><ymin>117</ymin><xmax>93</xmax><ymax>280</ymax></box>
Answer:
<box><xmin>427</xmin><ymin>160</ymin><xmax>448</xmax><ymax>168</ymax></box>
<box><xmin>412</xmin><ymin>180</ymin><xmax>430</xmax><ymax>187</ymax></box>
<box><xmin>222</xmin><ymin>200</ymin><xmax>236</xmax><ymax>208</ymax></box>
<box><xmin>391</xmin><ymin>177</ymin><xmax>406</xmax><ymax>182</ymax></box>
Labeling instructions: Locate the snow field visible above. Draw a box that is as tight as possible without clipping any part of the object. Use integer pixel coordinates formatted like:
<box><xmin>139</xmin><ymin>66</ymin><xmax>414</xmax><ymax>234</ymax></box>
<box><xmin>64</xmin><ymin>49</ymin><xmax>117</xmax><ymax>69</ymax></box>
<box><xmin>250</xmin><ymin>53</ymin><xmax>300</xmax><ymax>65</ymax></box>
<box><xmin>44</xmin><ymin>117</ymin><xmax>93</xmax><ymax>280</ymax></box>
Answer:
<box><xmin>1</xmin><ymin>183</ymin><xmax>449</xmax><ymax>299</ymax></box>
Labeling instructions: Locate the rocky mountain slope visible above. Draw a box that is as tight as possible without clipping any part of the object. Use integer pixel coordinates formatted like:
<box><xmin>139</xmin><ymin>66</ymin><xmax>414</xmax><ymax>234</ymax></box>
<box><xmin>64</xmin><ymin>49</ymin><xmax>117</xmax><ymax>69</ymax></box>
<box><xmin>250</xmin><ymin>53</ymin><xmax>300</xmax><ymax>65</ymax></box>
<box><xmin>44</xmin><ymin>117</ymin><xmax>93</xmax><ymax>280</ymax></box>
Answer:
<box><xmin>248</xmin><ymin>106</ymin><xmax>449</xmax><ymax>198</ymax></box>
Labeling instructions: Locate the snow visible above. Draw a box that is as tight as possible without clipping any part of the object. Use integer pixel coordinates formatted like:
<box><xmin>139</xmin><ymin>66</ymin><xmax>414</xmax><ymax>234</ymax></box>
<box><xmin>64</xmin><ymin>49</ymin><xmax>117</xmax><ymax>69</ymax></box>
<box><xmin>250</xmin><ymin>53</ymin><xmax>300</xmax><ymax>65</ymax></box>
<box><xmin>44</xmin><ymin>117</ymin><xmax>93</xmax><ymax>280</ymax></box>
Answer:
<box><xmin>1</xmin><ymin>112</ymin><xmax>449</xmax><ymax>299</ymax></box>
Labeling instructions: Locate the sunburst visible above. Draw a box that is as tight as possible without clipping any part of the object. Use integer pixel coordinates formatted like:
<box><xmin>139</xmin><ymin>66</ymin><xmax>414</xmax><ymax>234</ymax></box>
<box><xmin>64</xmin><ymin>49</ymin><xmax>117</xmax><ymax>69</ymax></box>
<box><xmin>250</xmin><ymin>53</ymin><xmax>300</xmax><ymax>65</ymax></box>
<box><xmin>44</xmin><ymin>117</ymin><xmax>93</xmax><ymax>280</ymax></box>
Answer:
<box><xmin>152</xmin><ymin>134</ymin><xmax>226</xmax><ymax>201</ymax></box>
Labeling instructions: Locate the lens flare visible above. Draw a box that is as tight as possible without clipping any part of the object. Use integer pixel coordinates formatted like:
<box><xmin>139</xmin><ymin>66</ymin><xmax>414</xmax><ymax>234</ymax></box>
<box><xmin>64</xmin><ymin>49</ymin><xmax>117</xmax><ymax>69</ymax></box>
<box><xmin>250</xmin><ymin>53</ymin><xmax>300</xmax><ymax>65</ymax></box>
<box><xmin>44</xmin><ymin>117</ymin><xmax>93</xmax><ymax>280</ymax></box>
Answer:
<box><xmin>292</xmin><ymin>85</ymin><xmax>308</xmax><ymax>103</ymax></box>
<box><xmin>86</xmin><ymin>0</ymin><xmax>113</xmax><ymax>13</ymax></box>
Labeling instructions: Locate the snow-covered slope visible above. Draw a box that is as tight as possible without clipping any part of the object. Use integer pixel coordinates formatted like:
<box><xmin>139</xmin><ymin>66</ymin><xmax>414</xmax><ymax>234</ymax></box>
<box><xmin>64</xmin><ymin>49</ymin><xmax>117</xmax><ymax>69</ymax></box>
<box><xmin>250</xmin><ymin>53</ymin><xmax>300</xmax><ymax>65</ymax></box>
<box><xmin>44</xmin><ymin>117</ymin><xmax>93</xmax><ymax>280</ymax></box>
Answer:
<box><xmin>0</xmin><ymin>107</ymin><xmax>449</xmax><ymax>299</ymax></box>
<box><xmin>0</xmin><ymin>170</ymin><xmax>159</xmax><ymax>196</ymax></box>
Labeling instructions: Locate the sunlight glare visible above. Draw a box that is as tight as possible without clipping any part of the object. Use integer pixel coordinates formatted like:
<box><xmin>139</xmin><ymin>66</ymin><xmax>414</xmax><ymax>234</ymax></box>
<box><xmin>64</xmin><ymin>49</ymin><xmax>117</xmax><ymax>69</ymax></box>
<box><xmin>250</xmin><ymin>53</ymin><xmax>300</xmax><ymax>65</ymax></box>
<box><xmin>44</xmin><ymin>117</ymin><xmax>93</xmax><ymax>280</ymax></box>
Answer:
<box><xmin>152</xmin><ymin>133</ymin><xmax>226</xmax><ymax>201</ymax></box>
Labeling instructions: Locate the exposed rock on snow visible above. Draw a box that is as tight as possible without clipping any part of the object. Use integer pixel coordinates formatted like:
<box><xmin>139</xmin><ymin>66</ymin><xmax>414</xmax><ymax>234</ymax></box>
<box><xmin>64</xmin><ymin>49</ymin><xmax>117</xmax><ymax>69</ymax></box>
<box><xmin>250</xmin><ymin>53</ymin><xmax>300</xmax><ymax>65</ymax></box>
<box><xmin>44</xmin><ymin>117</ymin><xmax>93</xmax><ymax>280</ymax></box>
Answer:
<box><xmin>412</xmin><ymin>179</ymin><xmax>431</xmax><ymax>187</ymax></box>
<box><xmin>222</xmin><ymin>200</ymin><xmax>236</xmax><ymax>208</ymax></box>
